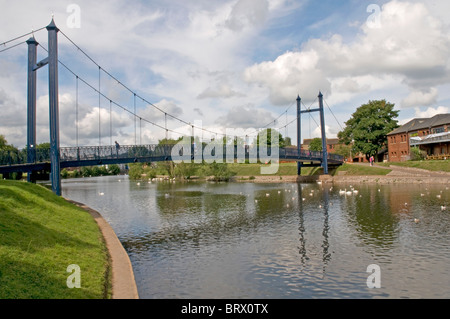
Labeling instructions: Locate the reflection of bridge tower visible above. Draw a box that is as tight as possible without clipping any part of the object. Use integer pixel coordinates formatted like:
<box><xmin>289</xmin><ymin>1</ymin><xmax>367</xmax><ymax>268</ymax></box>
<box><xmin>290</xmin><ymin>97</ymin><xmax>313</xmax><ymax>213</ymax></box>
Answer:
<box><xmin>296</xmin><ymin>92</ymin><xmax>329</xmax><ymax>175</ymax></box>
<box><xmin>26</xmin><ymin>19</ymin><xmax>61</xmax><ymax>195</ymax></box>
<box><xmin>297</xmin><ymin>184</ymin><xmax>331</xmax><ymax>269</ymax></box>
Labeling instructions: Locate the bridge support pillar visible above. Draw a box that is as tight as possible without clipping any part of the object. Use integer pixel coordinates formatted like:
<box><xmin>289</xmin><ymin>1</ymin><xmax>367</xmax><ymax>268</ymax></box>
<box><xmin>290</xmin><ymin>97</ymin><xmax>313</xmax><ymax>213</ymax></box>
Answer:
<box><xmin>47</xmin><ymin>19</ymin><xmax>61</xmax><ymax>195</ymax></box>
<box><xmin>318</xmin><ymin>92</ymin><xmax>329</xmax><ymax>175</ymax></box>
<box><xmin>26</xmin><ymin>37</ymin><xmax>38</xmax><ymax>183</ymax></box>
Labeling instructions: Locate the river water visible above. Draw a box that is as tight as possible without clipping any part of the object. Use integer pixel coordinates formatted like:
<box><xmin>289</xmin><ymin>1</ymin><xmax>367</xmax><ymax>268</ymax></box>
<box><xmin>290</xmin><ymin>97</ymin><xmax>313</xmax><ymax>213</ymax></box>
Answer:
<box><xmin>62</xmin><ymin>176</ymin><xmax>450</xmax><ymax>299</ymax></box>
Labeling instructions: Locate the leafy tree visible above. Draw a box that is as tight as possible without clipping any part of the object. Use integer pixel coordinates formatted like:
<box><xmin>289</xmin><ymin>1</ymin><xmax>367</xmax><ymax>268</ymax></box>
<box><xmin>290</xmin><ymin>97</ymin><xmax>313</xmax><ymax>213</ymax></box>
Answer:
<box><xmin>0</xmin><ymin>135</ymin><xmax>17</xmax><ymax>152</ymax></box>
<box><xmin>158</xmin><ymin>137</ymin><xmax>183</xmax><ymax>145</ymax></box>
<box><xmin>0</xmin><ymin>135</ymin><xmax>7</xmax><ymax>149</ymax></box>
<box><xmin>255</xmin><ymin>129</ymin><xmax>286</xmax><ymax>148</ymax></box>
<box><xmin>309</xmin><ymin>138</ymin><xmax>323</xmax><ymax>151</ymax></box>
<box><xmin>338</xmin><ymin>100</ymin><xmax>399</xmax><ymax>160</ymax></box>
<box><xmin>333</xmin><ymin>144</ymin><xmax>352</xmax><ymax>158</ymax></box>
<box><xmin>37</xmin><ymin>142</ymin><xmax>50</xmax><ymax>150</ymax></box>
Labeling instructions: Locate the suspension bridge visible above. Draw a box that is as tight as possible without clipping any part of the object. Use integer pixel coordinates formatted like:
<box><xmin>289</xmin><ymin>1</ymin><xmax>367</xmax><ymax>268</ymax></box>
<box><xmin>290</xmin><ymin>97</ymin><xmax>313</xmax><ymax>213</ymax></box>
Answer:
<box><xmin>0</xmin><ymin>19</ymin><xmax>344</xmax><ymax>195</ymax></box>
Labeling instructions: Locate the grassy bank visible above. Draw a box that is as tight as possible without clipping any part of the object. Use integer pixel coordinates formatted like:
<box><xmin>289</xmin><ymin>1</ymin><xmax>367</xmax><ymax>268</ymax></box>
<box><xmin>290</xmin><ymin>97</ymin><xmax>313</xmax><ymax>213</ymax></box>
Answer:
<box><xmin>229</xmin><ymin>162</ymin><xmax>320</xmax><ymax>177</ymax></box>
<box><xmin>230</xmin><ymin>162</ymin><xmax>391</xmax><ymax>177</ymax></box>
<box><xmin>127</xmin><ymin>161</ymin><xmax>394</xmax><ymax>180</ymax></box>
<box><xmin>0</xmin><ymin>180</ymin><xmax>111</xmax><ymax>299</ymax></box>
<box><xmin>334</xmin><ymin>163</ymin><xmax>391</xmax><ymax>176</ymax></box>
<box><xmin>379</xmin><ymin>160</ymin><xmax>450</xmax><ymax>172</ymax></box>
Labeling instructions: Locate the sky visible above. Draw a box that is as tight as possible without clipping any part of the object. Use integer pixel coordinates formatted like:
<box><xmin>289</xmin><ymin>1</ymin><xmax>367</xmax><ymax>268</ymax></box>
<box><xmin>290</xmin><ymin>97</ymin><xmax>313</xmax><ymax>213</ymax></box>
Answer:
<box><xmin>1</xmin><ymin>0</ymin><xmax>450</xmax><ymax>148</ymax></box>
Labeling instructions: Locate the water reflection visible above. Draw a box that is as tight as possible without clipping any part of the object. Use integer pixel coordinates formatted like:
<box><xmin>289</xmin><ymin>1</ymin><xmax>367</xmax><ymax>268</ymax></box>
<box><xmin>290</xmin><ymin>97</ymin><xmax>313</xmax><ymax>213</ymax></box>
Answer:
<box><xmin>62</xmin><ymin>177</ymin><xmax>450</xmax><ymax>299</ymax></box>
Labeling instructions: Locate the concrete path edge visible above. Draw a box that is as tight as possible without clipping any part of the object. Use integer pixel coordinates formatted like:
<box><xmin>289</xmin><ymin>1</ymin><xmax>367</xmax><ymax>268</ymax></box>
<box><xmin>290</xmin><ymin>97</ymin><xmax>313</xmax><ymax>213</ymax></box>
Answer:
<box><xmin>64</xmin><ymin>199</ymin><xmax>139</xmax><ymax>299</ymax></box>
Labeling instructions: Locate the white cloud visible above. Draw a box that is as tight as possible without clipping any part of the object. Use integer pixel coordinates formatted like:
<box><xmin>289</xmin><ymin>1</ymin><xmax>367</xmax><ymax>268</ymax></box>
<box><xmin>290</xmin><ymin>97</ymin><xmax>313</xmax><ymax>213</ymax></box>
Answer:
<box><xmin>215</xmin><ymin>104</ymin><xmax>276</xmax><ymax>128</ymax></box>
<box><xmin>414</xmin><ymin>106</ymin><xmax>449</xmax><ymax>118</ymax></box>
<box><xmin>312</xmin><ymin>125</ymin><xmax>337</xmax><ymax>139</ymax></box>
<box><xmin>244</xmin><ymin>1</ymin><xmax>450</xmax><ymax>107</ymax></box>
<box><xmin>244</xmin><ymin>50</ymin><xmax>331</xmax><ymax>105</ymax></box>
<box><xmin>224</xmin><ymin>0</ymin><xmax>269</xmax><ymax>32</ymax></box>
<box><xmin>401</xmin><ymin>88</ymin><xmax>438</xmax><ymax>108</ymax></box>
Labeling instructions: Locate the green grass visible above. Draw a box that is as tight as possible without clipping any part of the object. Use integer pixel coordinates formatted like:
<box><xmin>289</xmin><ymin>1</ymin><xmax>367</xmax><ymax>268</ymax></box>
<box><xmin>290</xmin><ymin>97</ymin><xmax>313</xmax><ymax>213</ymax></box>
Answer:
<box><xmin>333</xmin><ymin>163</ymin><xmax>392</xmax><ymax>176</ymax></box>
<box><xmin>0</xmin><ymin>180</ymin><xmax>111</xmax><ymax>299</ymax></box>
<box><xmin>379</xmin><ymin>160</ymin><xmax>450</xmax><ymax>172</ymax></box>
<box><xmin>228</xmin><ymin>162</ymin><xmax>392</xmax><ymax>177</ymax></box>
<box><xmin>229</xmin><ymin>163</ymin><xmax>321</xmax><ymax>176</ymax></box>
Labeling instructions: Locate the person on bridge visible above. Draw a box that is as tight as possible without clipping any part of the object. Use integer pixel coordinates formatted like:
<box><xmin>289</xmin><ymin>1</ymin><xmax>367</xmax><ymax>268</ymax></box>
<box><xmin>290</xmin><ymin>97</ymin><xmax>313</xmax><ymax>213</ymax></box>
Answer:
<box><xmin>115</xmin><ymin>141</ymin><xmax>120</xmax><ymax>158</ymax></box>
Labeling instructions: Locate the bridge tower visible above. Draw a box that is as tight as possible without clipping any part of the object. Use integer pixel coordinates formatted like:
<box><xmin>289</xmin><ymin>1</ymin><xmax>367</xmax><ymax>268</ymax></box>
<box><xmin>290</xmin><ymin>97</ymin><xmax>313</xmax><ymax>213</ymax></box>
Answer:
<box><xmin>27</xmin><ymin>18</ymin><xmax>61</xmax><ymax>195</ymax></box>
<box><xmin>296</xmin><ymin>92</ymin><xmax>329</xmax><ymax>175</ymax></box>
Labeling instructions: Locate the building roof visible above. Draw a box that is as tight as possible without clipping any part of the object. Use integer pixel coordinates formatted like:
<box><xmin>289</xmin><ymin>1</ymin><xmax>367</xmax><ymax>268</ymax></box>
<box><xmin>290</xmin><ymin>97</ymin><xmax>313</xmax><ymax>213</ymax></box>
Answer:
<box><xmin>388</xmin><ymin>113</ymin><xmax>450</xmax><ymax>135</ymax></box>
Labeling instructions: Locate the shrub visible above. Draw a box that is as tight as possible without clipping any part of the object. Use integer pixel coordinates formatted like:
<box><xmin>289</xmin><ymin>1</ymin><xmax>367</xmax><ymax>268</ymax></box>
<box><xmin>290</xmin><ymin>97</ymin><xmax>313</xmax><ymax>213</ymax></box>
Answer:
<box><xmin>61</xmin><ymin>168</ymin><xmax>69</xmax><ymax>179</ymax></box>
<box><xmin>108</xmin><ymin>164</ymin><xmax>120</xmax><ymax>175</ymax></box>
<box><xmin>410</xmin><ymin>147</ymin><xmax>426</xmax><ymax>161</ymax></box>
<box><xmin>128</xmin><ymin>163</ymin><xmax>144</xmax><ymax>180</ymax></box>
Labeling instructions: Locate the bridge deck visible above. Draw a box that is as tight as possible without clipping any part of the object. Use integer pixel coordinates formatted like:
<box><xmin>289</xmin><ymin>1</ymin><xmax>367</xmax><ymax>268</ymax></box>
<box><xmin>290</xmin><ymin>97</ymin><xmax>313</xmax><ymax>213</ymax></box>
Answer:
<box><xmin>0</xmin><ymin>144</ymin><xmax>343</xmax><ymax>174</ymax></box>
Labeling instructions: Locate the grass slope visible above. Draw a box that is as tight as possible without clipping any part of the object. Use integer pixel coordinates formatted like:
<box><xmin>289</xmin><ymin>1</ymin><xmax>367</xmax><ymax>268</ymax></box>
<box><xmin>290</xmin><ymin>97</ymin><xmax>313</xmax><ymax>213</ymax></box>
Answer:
<box><xmin>334</xmin><ymin>163</ymin><xmax>391</xmax><ymax>176</ymax></box>
<box><xmin>229</xmin><ymin>162</ymin><xmax>392</xmax><ymax>177</ymax></box>
<box><xmin>381</xmin><ymin>160</ymin><xmax>450</xmax><ymax>172</ymax></box>
<box><xmin>0</xmin><ymin>180</ymin><xmax>111</xmax><ymax>299</ymax></box>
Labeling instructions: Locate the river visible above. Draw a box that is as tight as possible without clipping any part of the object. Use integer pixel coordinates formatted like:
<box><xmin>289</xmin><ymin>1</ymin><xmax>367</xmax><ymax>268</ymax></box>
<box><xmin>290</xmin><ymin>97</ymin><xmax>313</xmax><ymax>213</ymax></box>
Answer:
<box><xmin>62</xmin><ymin>175</ymin><xmax>450</xmax><ymax>299</ymax></box>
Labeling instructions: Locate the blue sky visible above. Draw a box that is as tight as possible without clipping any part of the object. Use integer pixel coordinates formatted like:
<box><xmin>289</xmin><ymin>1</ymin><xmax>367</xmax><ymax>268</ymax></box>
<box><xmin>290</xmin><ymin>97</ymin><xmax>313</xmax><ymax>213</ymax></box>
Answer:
<box><xmin>1</xmin><ymin>0</ymin><xmax>450</xmax><ymax>148</ymax></box>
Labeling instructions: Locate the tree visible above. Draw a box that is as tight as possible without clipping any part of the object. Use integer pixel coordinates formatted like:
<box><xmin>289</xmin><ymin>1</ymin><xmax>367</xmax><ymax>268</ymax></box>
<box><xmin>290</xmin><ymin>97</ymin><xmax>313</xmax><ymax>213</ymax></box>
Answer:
<box><xmin>255</xmin><ymin>129</ymin><xmax>286</xmax><ymax>148</ymax></box>
<box><xmin>0</xmin><ymin>135</ymin><xmax>7</xmax><ymax>149</ymax></box>
<box><xmin>333</xmin><ymin>144</ymin><xmax>352</xmax><ymax>159</ymax></box>
<box><xmin>338</xmin><ymin>100</ymin><xmax>399</xmax><ymax>160</ymax></box>
<box><xmin>309</xmin><ymin>138</ymin><xmax>323</xmax><ymax>151</ymax></box>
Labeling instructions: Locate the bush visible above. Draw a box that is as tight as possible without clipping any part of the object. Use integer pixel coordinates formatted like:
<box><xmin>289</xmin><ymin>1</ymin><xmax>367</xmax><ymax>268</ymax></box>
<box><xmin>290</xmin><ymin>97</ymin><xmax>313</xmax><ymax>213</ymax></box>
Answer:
<box><xmin>108</xmin><ymin>164</ymin><xmax>120</xmax><ymax>175</ymax></box>
<box><xmin>128</xmin><ymin>163</ymin><xmax>144</xmax><ymax>180</ymax></box>
<box><xmin>410</xmin><ymin>147</ymin><xmax>426</xmax><ymax>161</ymax></box>
<box><xmin>61</xmin><ymin>168</ymin><xmax>69</xmax><ymax>179</ymax></box>
<box><xmin>174</xmin><ymin>162</ymin><xmax>198</xmax><ymax>179</ymax></box>
<box><xmin>72</xmin><ymin>169</ymin><xmax>82</xmax><ymax>178</ymax></box>
<box><xmin>204</xmin><ymin>162</ymin><xmax>236</xmax><ymax>181</ymax></box>
<box><xmin>81</xmin><ymin>167</ymin><xmax>92</xmax><ymax>177</ymax></box>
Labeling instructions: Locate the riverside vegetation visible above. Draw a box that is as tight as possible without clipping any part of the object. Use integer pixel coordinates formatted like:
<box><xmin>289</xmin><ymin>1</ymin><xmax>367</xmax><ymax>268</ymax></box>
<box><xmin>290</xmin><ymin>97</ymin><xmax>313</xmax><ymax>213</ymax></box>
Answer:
<box><xmin>127</xmin><ymin>161</ymin><xmax>394</xmax><ymax>181</ymax></box>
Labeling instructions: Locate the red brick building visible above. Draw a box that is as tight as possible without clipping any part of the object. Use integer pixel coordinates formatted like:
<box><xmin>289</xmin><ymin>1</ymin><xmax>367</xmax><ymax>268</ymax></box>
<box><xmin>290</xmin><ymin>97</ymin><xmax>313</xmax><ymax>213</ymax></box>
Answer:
<box><xmin>302</xmin><ymin>138</ymin><xmax>340</xmax><ymax>154</ymax></box>
<box><xmin>387</xmin><ymin>114</ymin><xmax>450</xmax><ymax>162</ymax></box>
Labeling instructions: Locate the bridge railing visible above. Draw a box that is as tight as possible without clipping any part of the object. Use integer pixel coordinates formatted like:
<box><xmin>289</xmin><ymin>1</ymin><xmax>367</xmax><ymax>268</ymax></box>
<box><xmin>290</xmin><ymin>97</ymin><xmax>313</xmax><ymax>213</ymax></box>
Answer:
<box><xmin>279</xmin><ymin>148</ymin><xmax>343</xmax><ymax>162</ymax></box>
<box><xmin>0</xmin><ymin>148</ymin><xmax>52</xmax><ymax>166</ymax></box>
<box><xmin>0</xmin><ymin>144</ymin><xmax>343</xmax><ymax>166</ymax></box>
<box><xmin>59</xmin><ymin>144</ymin><xmax>173</xmax><ymax>161</ymax></box>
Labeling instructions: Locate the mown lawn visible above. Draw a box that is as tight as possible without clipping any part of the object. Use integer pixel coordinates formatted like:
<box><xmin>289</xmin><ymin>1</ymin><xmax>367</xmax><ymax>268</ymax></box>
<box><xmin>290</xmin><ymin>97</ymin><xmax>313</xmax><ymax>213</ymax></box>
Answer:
<box><xmin>229</xmin><ymin>162</ymin><xmax>392</xmax><ymax>177</ymax></box>
<box><xmin>229</xmin><ymin>162</ymin><xmax>321</xmax><ymax>176</ymax></box>
<box><xmin>379</xmin><ymin>160</ymin><xmax>450</xmax><ymax>172</ymax></box>
<box><xmin>334</xmin><ymin>163</ymin><xmax>392</xmax><ymax>176</ymax></box>
<box><xmin>0</xmin><ymin>180</ymin><xmax>111</xmax><ymax>299</ymax></box>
